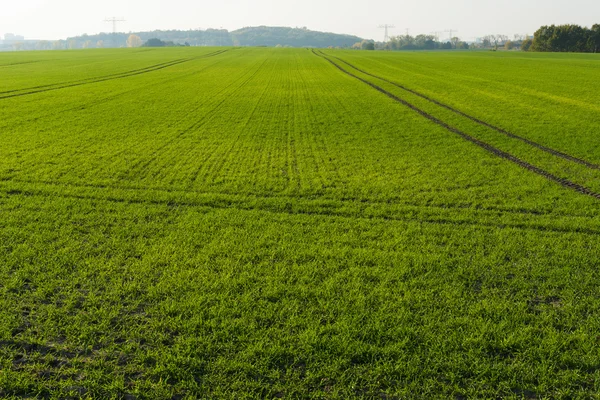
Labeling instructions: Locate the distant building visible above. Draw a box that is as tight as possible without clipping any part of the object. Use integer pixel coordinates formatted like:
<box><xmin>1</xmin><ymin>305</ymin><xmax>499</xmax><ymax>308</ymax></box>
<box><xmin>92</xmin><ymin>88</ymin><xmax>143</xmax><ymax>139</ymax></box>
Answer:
<box><xmin>4</xmin><ymin>33</ymin><xmax>25</xmax><ymax>41</ymax></box>
<box><xmin>1</xmin><ymin>34</ymin><xmax>39</xmax><ymax>52</ymax></box>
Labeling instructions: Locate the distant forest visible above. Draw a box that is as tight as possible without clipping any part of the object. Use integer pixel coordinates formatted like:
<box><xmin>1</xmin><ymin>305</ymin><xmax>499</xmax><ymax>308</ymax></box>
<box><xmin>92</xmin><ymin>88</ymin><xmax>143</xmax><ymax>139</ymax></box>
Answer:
<box><xmin>375</xmin><ymin>24</ymin><xmax>600</xmax><ymax>53</ymax></box>
<box><xmin>59</xmin><ymin>26</ymin><xmax>363</xmax><ymax>49</ymax></box>
<box><xmin>375</xmin><ymin>35</ymin><xmax>470</xmax><ymax>51</ymax></box>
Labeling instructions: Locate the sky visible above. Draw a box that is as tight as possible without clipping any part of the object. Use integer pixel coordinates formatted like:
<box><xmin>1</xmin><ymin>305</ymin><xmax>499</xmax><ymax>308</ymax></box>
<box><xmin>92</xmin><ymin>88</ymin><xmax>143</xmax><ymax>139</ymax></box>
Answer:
<box><xmin>1</xmin><ymin>0</ymin><xmax>599</xmax><ymax>42</ymax></box>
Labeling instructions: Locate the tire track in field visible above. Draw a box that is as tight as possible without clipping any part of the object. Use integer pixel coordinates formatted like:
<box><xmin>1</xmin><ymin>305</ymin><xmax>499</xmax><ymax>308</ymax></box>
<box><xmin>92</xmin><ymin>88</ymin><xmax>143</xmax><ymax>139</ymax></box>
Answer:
<box><xmin>4</xmin><ymin>175</ymin><xmax>595</xmax><ymax>219</ymax></box>
<box><xmin>3</xmin><ymin>50</ymin><xmax>236</xmax><ymax>183</ymax></box>
<box><xmin>312</xmin><ymin>50</ymin><xmax>600</xmax><ymax>201</ymax></box>
<box><xmin>0</xmin><ymin>50</ymin><xmax>228</xmax><ymax>95</ymax></box>
<box><xmin>0</xmin><ymin>50</ymin><xmax>230</xmax><ymax>100</ymax></box>
<box><xmin>1</xmin><ymin>52</ymin><xmax>232</xmax><ymax>130</ymax></box>
<box><xmin>321</xmin><ymin>51</ymin><xmax>600</xmax><ymax>171</ymax></box>
<box><xmin>0</xmin><ymin>177</ymin><xmax>592</xmax><ymax>219</ymax></box>
<box><xmin>0</xmin><ymin>59</ymin><xmax>188</xmax><ymax>96</ymax></box>
<box><xmin>3</xmin><ymin>52</ymin><xmax>234</xmax><ymax>183</ymax></box>
<box><xmin>0</xmin><ymin>60</ymin><xmax>42</xmax><ymax>68</ymax></box>
<box><xmin>2</xmin><ymin>184</ymin><xmax>599</xmax><ymax>236</ymax></box>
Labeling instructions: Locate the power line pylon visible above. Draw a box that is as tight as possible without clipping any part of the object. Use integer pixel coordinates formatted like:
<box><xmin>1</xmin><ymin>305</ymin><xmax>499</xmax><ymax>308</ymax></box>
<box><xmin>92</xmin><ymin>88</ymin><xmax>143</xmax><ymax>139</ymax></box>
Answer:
<box><xmin>104</xmin><ymin>17</ymin><xmax>125</xmax><ymax>47</ymax></box>
<box><xmin>444</xmin><ymin>29</ymin><xmax>458</xmax><ymax>41</ymax></box>
<box><xmin>105</xmin><ymin>17</ymin><xmax>125</xmax><ymax>35</ymax></box>
<box><xmin>430</xmin><ymin>31</ymin><xmax>442</xmax><ymax>41</ymax></box>
<box><xmin>378</xmin><ymin>24</ymin><xmax>395</xmax><ymax>42</ymax></box>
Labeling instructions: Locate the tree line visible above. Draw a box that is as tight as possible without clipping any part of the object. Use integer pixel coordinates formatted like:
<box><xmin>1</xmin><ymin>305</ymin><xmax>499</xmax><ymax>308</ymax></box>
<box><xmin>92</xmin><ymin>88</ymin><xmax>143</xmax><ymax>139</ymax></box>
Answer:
<box><xmin>353</xmin><ymin>24</ymin><xmax>600</xmax><ymax>53</ymax></box>
<box><xmin>360</xmin><ymin>35</ymin><xmax>470</xmax><ymax>51</ymax></box>
<box><xmin>530</xmin><ymin>24</ymin><xmax>600</xmax><ymax>53</ymax></box>
<box><xmin>355</xmin><ymin>34</ymin><xmax>521</xmax><ymax>52</ymax></box>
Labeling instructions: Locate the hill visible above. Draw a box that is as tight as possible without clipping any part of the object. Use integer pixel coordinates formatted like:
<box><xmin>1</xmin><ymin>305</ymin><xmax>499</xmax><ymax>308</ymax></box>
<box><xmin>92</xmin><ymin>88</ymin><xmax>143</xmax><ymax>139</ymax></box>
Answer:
<box><xmin>61</xmin><ymin>26</ymin><xmax>363</xmax><ymax>49</ymax></box>
<box><xmin>230</xmin><ymin>26</ymin><xmax>362</xmax><ymax>47</ymax></box>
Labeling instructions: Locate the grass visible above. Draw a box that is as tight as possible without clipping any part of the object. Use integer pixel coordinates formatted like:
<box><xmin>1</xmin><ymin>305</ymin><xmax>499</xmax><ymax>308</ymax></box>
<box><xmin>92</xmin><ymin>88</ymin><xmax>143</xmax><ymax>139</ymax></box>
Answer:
<box><xmin>0</xmin><ymin>47</ymin><xmax>599</xmax><ymax>398</ymax></box>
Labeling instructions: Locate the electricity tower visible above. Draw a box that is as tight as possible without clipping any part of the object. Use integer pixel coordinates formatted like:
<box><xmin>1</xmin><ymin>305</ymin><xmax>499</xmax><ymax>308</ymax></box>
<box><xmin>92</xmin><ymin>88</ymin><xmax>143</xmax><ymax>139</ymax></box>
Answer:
<box><xmin>444</xmin><ymin>29</ymin><xmax>458</xmax><ymax>41</ymax></box>
<box><xmin>104</xmin><ymin>17</ymin><xmax>125</xmax><ymax>47</ymax></box>
<box><xmin>430</xmin><ymin>31</ymin><xmax>442</xmax><ymax>41</ymax></box>
<box><xmin>378</xmin><ymin>24</ymin><xmax>395</xmax><ymax>42</ymax></box>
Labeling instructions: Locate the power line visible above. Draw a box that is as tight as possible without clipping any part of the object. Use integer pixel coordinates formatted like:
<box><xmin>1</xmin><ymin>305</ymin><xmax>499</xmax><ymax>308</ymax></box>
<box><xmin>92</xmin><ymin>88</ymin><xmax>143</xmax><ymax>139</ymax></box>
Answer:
<box><xmin>104</xmin><ymin>17</ymin><xmax>125</xmax><ymax>47</ymax></box>
<box><xmin>444</xmin><ymin>29</ymin><xmax>458</xmax><ymax>41</ymax></box>
<box><xmin>430</xmin><ymin>31</ymin><xmax>442</xmax><ymax>41</ymax></box>
<box><xmin>104</xmin><ymin>17</ymin><xmax>125</xmax><ymax>35</ymax></box>
<box><xmin>378</xmin><ymin>24</ymin><xmax>395</xmax><ymax>42</ymax></box>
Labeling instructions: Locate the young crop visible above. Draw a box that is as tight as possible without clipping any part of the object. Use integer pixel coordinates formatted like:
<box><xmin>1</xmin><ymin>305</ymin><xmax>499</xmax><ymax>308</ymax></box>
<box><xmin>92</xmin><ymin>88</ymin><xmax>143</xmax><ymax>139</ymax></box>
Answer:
<box><xmin>0</xmin><ymin>47</ymin><xmax>599</xmax><ymax>398</ymax></box>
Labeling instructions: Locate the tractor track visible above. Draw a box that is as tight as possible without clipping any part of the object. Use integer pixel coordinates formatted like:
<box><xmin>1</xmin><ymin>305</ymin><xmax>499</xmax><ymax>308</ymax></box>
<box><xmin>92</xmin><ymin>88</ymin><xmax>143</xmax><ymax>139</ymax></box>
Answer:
<box><xmin>312</xmin><ymin>50</ymin><xmax>600</xmax><ymax>201</ymax></box>
<box><xmin>321</xmin><ymin>51</ymin><xmax>600</xmax><ymax>171</ymax></box>
<box><xmin>0</xmin><ymin>49</ymin><xmax>229</xmax><ymax>95</ymax></box>
<box><xmin>0</xmin><ymin>60</ymin><xmax>42</xmax><ymax>68</ymax></box>
<box><xmin>0</xmin><ymin>59</ymin><xmax>188</xmax><ymax>95</ymax></box>
<box><xmin>1</xmin><ymin>184</ymin><xmax>599</xmax><ymax>236</ymax></box>
<box><xmin>0</xmin><ymin>49</ymin><xmax>230</xmax><ymax>100</ymax></box>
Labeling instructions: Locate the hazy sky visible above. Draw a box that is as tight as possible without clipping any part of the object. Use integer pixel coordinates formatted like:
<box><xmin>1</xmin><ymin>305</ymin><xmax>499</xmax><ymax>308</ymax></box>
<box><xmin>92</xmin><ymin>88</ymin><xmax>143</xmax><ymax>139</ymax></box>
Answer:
<box><xmin>1</xmin><ymin>0</ymin><xmax>599</xmax><ymax>41</ymax></box>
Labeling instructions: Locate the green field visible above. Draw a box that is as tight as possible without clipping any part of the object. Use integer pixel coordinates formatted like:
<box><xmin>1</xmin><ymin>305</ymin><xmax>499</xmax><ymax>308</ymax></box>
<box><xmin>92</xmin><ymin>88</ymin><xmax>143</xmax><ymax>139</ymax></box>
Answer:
<box><xmin>1</xmin><ymin>47</ymin><xmax>600</xmax><ymax>398</ymax></box>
